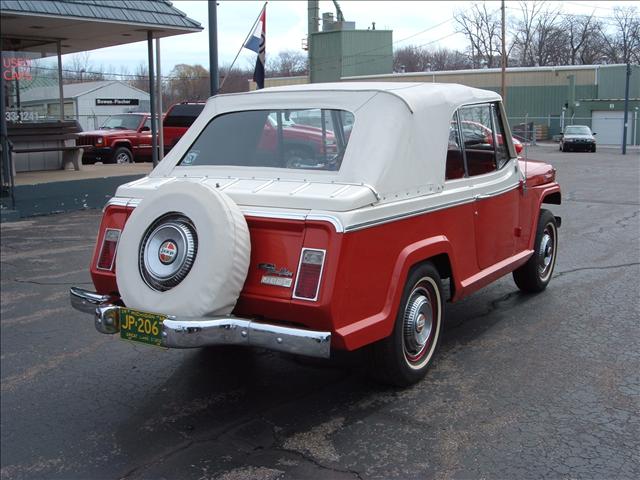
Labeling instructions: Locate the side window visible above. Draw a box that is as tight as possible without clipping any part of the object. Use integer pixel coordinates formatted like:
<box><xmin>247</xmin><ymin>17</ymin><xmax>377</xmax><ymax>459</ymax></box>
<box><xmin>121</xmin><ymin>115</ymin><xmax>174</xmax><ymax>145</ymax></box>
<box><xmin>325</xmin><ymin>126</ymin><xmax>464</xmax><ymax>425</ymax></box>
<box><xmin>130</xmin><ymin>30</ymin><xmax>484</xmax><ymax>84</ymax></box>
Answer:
<box><xmin>459</xmin><ymin>104</ymin><xmax>497</xmax><ymax>176</ymax></box>
<box><xmin>445</xmin><ymin>112</ymin><xmax>465</xmax><ymax>180</ymax></box>
<box><xmin>143</xmin><ymin>118</ymin><xmax>151</xmax><ymax>130</ymax></box>
<box><xmin>491</xmin><ymin>104</ymin><xmax>510</xmax><ymax>169</ymax></box>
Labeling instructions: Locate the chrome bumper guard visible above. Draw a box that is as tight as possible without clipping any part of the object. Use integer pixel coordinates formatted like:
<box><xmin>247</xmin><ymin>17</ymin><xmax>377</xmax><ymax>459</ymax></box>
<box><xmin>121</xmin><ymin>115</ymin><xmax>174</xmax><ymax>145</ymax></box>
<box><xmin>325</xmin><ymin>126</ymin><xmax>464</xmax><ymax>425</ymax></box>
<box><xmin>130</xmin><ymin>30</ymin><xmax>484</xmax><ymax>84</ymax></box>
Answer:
<box><xmin>70</xmin><ymin>287</ymin><xmax>331</xmax><ymax>359</ymax></box>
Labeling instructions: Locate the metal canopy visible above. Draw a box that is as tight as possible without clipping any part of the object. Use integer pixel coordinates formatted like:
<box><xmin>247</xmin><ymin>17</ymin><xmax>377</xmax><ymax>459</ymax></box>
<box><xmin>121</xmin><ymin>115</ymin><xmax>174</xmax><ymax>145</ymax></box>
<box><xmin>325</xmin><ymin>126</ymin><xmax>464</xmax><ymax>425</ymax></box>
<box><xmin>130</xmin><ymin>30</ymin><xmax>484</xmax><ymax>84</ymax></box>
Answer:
<box><xmin>0</xmin><ymin>0</ymin><xmax>202</xmax><ymax>54</ymax></box>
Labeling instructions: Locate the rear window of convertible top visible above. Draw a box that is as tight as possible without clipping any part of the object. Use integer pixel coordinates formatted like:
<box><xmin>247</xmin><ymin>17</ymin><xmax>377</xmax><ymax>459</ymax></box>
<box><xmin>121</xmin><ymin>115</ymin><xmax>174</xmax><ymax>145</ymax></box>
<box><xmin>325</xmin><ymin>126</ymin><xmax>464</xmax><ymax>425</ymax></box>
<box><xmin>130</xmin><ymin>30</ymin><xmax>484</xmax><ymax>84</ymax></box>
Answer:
<box><xmin>178</xmin><ymin>109</ymin><xmax>354</xmax><ymax>171</ymax></box>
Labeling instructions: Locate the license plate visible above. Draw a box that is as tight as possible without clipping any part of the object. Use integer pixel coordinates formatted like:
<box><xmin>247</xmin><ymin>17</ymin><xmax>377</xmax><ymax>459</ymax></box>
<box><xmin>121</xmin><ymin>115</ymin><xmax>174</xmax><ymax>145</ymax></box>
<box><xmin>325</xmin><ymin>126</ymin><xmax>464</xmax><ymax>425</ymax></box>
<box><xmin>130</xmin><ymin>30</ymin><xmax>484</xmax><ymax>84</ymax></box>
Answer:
<box><xmin>119</xmin><ymin>308</ymin><xmax>165</xmax><ymax>347</ymax></box>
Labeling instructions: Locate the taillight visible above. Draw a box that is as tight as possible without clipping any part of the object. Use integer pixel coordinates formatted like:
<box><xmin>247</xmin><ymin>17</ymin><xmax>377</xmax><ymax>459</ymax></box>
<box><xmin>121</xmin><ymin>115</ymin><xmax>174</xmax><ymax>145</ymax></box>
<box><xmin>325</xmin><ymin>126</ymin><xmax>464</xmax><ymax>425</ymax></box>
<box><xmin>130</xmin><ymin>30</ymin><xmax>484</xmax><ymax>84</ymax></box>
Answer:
<box><xmin>96</xmin><ymin>228</ymin><xmax>121</xmax><ymax>271</ymax></box>
<box><xmin>293</xmin><ymin>248</ymin><xmax>326</xmax><ymax>301</ymax></box>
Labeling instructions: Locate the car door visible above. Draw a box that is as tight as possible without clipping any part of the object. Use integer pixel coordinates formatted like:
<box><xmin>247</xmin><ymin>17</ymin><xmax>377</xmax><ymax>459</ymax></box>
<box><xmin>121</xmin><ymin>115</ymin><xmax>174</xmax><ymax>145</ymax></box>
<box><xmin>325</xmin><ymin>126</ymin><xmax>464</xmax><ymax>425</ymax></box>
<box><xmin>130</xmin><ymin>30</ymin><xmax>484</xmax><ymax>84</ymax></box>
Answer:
<box><xmin>137</xmin><ymin>117</ymin><xmax>153</xmax><ymax>157</ymax></box>
<box><xmin>458</xmin><ymin>103</ymin><xmax>519</xmax><ymax>271</ymax></box>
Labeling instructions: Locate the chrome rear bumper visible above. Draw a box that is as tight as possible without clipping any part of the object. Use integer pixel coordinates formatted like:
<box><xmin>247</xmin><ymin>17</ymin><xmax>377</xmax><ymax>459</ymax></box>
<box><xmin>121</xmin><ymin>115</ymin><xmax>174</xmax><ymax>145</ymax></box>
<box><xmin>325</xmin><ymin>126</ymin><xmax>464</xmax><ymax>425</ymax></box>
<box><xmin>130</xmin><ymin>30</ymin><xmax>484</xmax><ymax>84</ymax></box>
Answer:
<box><xmin>70</xmin><ymin>287</ymin><xmax>331</xmax><ymax>358</ymax></box>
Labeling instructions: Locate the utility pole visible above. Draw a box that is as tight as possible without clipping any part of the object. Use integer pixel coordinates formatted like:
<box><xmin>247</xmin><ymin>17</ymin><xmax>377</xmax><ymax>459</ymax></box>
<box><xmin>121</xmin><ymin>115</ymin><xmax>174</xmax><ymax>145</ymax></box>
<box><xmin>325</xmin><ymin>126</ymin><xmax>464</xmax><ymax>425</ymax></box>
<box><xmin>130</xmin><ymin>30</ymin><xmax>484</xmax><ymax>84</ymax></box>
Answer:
<box><xmin>155</xmin><ymin>38</ymin><xmax>164</xmax><ymax>162</ymax></box>
<box><xmin>208</xmin><ymin>0</ymin><xmax>219</xmax><ymax>96</ymax></box>
<box><xmin>501</xmin><ymin>0</ymin><xmax>506</xmax><ymax>103</ymax></box>
<box><xmin>622</xmin><ymin>63</ymin><xmax>631</xmax><ymax>155</ymax></box>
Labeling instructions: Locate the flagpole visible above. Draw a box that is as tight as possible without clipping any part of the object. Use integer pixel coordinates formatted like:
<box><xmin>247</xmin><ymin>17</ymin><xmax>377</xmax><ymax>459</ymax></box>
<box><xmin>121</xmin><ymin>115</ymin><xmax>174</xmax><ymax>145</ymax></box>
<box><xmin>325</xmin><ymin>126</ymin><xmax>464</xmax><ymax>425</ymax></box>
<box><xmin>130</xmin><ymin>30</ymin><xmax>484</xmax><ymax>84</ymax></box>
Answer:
<box><xmin>219</xmin><ymin>2</ymin><xmax>267</xmax><ymax>91</ymax></box>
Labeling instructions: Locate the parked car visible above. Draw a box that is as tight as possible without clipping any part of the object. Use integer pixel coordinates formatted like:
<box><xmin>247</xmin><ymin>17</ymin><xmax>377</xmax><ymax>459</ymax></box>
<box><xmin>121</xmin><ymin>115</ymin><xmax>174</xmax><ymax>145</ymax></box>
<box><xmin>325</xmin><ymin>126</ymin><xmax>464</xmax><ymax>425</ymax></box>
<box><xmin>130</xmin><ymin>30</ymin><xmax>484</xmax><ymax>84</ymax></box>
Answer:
<box><xmin>77</xmin><ymin>113</ymin><xmax>152</xmax><ymax>164</ymax></box>
<box><xmin>162</xmin><ymin>102</ymin><xmax>205</xmax><ymax>154</ymax></box>
<box><xmin>70</xmin><ymin>83</ymin><xmax>561</xmax><ymax>386</ymax></box>
<box><xmin>560</xmin><ymin>125</ymin><xmax>596</xmax><ymax>152</ymax></box>
<box><xmin>459</xmin><ymin>119</ymin><xmax>524</xmax><ymax>154</ymax></box>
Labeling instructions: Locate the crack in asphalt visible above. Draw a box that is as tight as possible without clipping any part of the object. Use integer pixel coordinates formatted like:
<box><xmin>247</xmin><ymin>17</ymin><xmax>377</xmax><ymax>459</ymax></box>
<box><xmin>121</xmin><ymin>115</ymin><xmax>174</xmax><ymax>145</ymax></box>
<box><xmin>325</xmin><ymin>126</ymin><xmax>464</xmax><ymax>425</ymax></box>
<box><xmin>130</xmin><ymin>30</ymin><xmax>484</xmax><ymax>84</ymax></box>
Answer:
<box><xmin>272</xmin><ymin>445</ymin><xmax>364</xmax><ymax>479</ymax></box>
<box><xmin>555</xmin><ymin>262</ymin><xmax>640</xmax><ymax>278</ymax></box>
<box><xmin>263</xmin><ymin>418</ymin><xmax>364</xmax><ymax>480</ymax></box>
<box><xmin>564</xmin><ymin>197</ymin><xmax>640</xmax><ymax>206</ymax></box>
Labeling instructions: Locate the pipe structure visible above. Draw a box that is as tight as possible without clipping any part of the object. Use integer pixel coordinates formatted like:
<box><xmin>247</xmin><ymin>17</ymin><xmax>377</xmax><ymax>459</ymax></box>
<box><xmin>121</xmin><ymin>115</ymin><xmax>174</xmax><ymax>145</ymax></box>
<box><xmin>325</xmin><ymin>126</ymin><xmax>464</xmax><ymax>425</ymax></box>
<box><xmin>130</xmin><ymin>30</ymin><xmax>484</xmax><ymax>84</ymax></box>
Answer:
<box><xmin>622</xmin><ymin>63</ymin><xmax>630</xmax><ymax>154</ymax></box>
<box><xmin>209</xmin><ymin>0</ymin><xmax>219</xmax><ymax>96</ymax></box>
<box><xmin>155</xmin><ymin>37</ymin><xmax>164</xmax><ymax>162</ymax></box>
<box><xmin>148</xmin><ymin>31</ymin><xmax>158</xmax><ymax>167</ymax></box>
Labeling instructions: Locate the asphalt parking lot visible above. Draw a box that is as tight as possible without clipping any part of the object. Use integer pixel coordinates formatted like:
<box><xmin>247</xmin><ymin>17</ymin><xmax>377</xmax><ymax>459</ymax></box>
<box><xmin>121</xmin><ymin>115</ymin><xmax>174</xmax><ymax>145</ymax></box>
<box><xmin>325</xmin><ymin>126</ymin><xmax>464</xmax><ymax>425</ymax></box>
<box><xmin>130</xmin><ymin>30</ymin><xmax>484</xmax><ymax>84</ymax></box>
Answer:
<box><xmin>1</xmin><ymin>143</ymin><xmax>639</xmax><ymax>480</ymax></box>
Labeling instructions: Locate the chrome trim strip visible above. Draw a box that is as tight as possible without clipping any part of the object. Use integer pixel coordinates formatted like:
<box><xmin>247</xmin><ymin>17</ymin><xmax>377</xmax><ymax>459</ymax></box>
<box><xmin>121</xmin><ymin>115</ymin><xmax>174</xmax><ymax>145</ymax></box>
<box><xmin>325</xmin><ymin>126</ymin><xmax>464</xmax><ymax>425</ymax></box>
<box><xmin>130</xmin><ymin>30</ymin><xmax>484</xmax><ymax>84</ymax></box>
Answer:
<box><xmin>345</xmin><ymin>197</ymin><xmax>476</xmax><ymax>232</ymax></box>
<box><xmin>292</xmin><ymin>248</ymin><xmax>327</xmax><ymax>302</ymax></box>
<box><xmin>305</xmin><ymin>214</ymin><xmax>344</xmax><ymax>233</ymax></box>
<box><xmin>474</xmin><ymin>182</ymin><xmax>519</xmax><ymax>200</ymax></box>
<box><xmin>69</xmin><ymin>287</ymin><xmax>331</xmax><ymax>358</ymax></box>
<box><xmin>106</xmin><ymin>198</ymin><xmax>347</xmax><ymax>233</ymax></box>
<box><xmin>241</xmin><ymin>209</ymin><xmax>308</xmax><ymax>222</ymax></box>
<box><xmin>345</xmin><ymin>182</ymin><xmax>519</xmax><ymax>232</ymax></box>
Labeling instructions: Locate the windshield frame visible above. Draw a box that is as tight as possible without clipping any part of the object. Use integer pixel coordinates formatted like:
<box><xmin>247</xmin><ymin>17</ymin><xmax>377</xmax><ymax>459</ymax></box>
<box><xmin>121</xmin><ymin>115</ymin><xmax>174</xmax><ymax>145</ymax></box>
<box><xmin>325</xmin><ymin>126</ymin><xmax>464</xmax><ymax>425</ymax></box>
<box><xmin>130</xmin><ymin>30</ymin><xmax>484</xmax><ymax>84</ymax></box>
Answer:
<box><xmin>564</xmin><ymin>126</ymin><xmax>592</xmax><ymax>135</ymax></box>
<box><xmin>101</xmin><ymin>114</ymin><xmax>144</xmax><ymax>130</ymax></box>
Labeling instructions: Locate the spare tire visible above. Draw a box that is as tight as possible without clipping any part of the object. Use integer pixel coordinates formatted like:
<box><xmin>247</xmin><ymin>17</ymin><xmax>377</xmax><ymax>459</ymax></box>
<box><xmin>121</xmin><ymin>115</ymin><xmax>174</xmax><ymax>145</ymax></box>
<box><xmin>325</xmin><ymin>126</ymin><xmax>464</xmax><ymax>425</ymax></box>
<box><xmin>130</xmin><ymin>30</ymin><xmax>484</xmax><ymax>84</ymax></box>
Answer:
<box><xmin>116</xmin><ymin>181</ymin><xmax>250</xmax><ymax>317</ymax></box>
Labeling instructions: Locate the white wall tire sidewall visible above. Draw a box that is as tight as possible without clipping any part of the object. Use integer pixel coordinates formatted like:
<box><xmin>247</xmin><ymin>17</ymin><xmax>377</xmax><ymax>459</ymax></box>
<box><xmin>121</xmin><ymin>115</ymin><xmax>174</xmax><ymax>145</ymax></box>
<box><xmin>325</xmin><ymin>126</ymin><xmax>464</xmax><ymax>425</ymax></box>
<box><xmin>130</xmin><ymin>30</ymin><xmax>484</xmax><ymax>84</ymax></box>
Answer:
<box><xmin>116</xmin><ymin>181</ymin><xmax>250</xmax><ymax>317</ymax></box>
<box><xmin>402</xmin><ymin>276</ymin><xmax>442</xmax><ymax>371</ymax></box>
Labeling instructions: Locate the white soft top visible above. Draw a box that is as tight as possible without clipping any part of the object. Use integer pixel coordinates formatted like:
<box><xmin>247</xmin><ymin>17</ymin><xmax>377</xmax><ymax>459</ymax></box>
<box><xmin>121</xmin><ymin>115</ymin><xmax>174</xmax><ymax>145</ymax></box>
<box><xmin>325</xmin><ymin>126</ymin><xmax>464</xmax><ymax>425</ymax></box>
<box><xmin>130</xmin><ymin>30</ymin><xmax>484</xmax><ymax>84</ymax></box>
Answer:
<box><xmin>123</xmin><ymin>82</ymin><xmax>501</xmax><ymax>211</ymax></box>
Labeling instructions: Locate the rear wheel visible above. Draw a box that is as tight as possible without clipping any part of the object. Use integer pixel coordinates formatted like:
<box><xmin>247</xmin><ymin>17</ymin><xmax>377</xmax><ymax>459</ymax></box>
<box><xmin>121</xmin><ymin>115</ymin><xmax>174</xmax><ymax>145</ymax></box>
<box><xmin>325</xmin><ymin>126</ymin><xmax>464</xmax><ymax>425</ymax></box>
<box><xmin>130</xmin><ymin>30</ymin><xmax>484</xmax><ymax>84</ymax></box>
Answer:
<box><xmin>513</xmin><ymin>209</ymin><xmax>558</xmax><ymax>293</ymax></box>
<box><xmin>371</xmin><ymin>262</ymin><xmax>444</xmax><ymax>386</ymax></box>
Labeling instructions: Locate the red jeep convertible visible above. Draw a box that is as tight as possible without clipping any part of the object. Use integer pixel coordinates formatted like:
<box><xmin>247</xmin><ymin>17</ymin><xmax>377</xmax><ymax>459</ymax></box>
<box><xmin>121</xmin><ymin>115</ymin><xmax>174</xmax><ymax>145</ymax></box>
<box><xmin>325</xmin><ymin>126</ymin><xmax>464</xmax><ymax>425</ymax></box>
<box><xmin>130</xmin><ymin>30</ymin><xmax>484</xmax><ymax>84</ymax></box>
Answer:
<box><xmin>71</xmin><ymin>83</ymin><xmax>561</xmax><ymax>386</ymax></box>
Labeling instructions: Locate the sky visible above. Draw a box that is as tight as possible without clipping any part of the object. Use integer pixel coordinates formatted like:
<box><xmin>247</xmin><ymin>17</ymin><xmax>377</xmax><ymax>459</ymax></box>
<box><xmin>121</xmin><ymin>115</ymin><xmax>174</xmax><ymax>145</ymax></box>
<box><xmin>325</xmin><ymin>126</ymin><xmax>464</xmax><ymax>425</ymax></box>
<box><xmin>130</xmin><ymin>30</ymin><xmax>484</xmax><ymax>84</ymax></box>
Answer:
<box><xmin>61</xmin><ymin>0</ymin><xmax>639</xmax><ymax>77</ymax></box>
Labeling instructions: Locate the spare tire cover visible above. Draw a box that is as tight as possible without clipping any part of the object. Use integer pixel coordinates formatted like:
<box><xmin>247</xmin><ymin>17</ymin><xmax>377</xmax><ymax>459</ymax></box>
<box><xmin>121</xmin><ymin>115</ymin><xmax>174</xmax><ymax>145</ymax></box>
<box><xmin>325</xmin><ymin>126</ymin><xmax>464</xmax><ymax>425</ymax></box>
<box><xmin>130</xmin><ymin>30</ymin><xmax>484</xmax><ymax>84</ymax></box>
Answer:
<box><xmin>116</xmin><ymin>181</ymin><xmax>250</xmax><ymax>317</ymax></box>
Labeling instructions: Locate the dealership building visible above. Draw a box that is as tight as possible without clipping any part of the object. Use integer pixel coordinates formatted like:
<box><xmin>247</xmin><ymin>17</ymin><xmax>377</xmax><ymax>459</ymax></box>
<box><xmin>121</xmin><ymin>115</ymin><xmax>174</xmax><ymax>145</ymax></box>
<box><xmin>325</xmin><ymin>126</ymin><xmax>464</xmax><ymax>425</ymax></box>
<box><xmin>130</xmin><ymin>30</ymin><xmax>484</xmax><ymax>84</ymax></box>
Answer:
<box><xmin>19</xmin><ymin>80</ymin><xmax>150</xmax><ymax>131</ymax></box>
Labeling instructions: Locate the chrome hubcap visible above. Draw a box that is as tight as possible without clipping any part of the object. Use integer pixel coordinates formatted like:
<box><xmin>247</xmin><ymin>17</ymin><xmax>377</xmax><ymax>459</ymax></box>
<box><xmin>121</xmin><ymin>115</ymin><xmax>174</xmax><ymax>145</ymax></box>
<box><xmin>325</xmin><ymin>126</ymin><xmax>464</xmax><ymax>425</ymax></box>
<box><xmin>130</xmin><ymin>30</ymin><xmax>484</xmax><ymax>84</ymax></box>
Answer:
<box><xmin>403</xmin><ymin>291</ymin><xmax>433</xmax><ymax>358</ymax></box>
<box><xmin>139</xmin><ymin>214</ymin><xmax>197</xmax><ymax>291</ymax></box>
<box><xmin>116</xmin><ymin>152</ymin><xmax>130</xmax><ymax>164</ymax></box>
<box><xmin>538</xmin><ymin>225</ymin><xmax>556</xmax><ymax>281</ymax></box>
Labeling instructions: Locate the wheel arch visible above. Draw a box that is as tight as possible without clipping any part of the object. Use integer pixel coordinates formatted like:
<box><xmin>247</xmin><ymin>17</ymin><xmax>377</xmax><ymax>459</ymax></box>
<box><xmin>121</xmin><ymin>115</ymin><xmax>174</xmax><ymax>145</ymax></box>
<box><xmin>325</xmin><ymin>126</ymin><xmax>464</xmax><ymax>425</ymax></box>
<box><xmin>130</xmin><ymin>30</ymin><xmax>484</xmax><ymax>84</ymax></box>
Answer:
<box><xmin>542</xmin><ymin>190</ymin><xmax>561</xmax><ymax>205</ymax></box>
<box><xmin>112</xmin><ymin>140</ymin><xmax>133</xmax><ymax>151</ymax></box>
<box><xmin>336</xmin><ymin>235</ymin><xmax>457</xmax><ymax>351</ymax></box>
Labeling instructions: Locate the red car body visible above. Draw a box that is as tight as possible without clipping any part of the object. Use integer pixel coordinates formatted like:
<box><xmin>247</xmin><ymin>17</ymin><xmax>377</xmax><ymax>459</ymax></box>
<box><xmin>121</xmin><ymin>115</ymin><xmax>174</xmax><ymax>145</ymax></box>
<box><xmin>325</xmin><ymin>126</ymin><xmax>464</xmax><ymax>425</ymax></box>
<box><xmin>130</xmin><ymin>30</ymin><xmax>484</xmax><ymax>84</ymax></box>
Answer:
<box><xmin>77</xmin><ymin>113</ymin><xmax>153</xmax><ymax>164</ymax></box>
<box><xmin>89</xmin><ymin>158</ymin><xmax>558</xmax><ymax>350</ymax></box>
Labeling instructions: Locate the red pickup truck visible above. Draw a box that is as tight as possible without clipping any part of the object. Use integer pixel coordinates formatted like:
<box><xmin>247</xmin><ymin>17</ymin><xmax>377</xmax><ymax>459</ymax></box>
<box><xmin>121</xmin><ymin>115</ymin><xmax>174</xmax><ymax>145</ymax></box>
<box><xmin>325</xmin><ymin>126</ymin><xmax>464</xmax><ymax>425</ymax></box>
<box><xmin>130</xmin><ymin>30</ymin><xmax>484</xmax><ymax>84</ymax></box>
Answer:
<box><xmin>77</xmin><ymin>113</ymin><xmax>152</xmax><ymax>164</ymax></box>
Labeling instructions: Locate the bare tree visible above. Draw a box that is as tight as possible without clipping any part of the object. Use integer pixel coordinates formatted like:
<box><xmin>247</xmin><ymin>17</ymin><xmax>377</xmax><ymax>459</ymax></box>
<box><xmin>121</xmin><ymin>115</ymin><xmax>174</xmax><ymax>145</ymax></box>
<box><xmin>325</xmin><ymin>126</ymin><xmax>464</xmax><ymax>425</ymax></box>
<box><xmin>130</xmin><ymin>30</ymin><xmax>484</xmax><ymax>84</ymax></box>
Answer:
<box><xmin>601</xmin><ymin>6</ymin><xmax>640</xmax><ymax>64</ymax></box>
<box><xmin>129</xmin><ymin>62</ymin><xmax>149</xmax><ymax>92</ymax></box>
<box><xmin>512</xmin><ymin>1</ymin><xmax>547</xmax><ymax>66</ymax></box>
<box><xmin>219</xmin><ymin>65</ymin><xmax>252</xmax><ymax>94</ymax></box>
<box><xmin>64</xmin><ymin>52</ymin><xmax>104</xmax><ymax>83</ymax></box>
<box><xmin>529</xmin><ymin>6</ymin><xmax>564</xmax><ymax>66</ymax></box>
<box><xmin>455</xmin><ymin>3</ymin><xmax>501</xmax><ymax>68</ymax></box>
<box><xmin>393</xmin><ymin>46</ymin><xmax>432</xmax><ymax>72</ymax></box>
<box><xmin>563</xmin><ymin>13</ymin><xmax>598</xmax><ymax>65</ymax></box>
<box><xmin>266</xmin><ymin>50</ymin><xmax>308</xmax><ymax>77</ymax></box>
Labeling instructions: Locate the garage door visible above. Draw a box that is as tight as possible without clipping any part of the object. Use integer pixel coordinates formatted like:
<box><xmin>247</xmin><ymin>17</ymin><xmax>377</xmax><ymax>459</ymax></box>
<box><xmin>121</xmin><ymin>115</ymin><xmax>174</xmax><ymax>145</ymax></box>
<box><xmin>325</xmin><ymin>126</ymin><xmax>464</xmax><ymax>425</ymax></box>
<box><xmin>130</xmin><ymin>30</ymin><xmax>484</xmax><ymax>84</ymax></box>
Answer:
<box><xmin>591</xmin><ymin>111</ymin><xmax>631</xmax><ymax>145</ymax></box>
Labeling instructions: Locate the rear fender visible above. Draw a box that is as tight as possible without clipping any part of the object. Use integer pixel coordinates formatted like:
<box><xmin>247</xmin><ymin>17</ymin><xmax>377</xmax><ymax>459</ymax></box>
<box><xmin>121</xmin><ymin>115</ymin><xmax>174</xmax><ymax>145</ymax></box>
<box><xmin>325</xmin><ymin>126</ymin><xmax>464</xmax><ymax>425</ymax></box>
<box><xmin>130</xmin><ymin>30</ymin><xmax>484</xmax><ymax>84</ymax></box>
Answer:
<box><xmin>336</xmin><ymin>235</ymin><xmax>455</xmax><ymax>350</ymax></box>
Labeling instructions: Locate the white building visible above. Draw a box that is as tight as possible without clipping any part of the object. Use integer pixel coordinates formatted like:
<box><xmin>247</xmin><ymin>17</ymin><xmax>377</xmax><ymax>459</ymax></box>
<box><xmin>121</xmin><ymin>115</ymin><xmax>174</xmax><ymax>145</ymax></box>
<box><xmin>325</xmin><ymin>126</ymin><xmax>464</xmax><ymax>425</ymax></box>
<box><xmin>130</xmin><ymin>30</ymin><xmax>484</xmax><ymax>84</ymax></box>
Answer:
<box><xmin>20</xmin><ymin>80</ymin><xmax>150</xmax><ymax>131</ymax></box>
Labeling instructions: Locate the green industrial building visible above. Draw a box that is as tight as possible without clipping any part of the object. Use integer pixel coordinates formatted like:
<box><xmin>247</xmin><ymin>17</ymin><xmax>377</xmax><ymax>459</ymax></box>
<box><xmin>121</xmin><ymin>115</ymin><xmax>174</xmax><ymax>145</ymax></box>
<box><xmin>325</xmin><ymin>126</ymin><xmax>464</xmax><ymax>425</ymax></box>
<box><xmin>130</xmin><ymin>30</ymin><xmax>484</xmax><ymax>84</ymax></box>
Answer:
<box><xmin>346</xmin><ymin>64</ymin><xmax>640</xmax><ymax>145</ymax></box>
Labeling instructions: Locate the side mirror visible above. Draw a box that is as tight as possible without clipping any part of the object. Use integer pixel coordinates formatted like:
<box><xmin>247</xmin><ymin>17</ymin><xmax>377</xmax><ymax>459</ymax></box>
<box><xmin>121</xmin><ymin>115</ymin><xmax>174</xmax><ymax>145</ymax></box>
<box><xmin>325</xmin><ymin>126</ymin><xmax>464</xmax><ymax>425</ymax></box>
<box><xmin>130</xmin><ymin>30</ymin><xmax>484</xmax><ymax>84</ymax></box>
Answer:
<box><xmin>592</xmin><ymin>132</ymin><xmax>597</xmax><ymax>135</ymax></box>
<box><xmin>140</xmin><ymin>126</ymin><xmax>150</xmax><ymax>132</ymax></box>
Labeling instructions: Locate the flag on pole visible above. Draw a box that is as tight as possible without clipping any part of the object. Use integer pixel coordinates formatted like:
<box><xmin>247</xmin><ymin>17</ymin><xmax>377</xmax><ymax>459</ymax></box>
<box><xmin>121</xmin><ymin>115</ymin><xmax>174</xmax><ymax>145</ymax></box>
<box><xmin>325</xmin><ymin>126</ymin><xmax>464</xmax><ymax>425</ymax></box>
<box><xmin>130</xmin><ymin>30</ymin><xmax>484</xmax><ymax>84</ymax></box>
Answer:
<box><xmin>244</xmin><ymin>6</ymin><xmax>266</xmax><ymax>89</ymax></box>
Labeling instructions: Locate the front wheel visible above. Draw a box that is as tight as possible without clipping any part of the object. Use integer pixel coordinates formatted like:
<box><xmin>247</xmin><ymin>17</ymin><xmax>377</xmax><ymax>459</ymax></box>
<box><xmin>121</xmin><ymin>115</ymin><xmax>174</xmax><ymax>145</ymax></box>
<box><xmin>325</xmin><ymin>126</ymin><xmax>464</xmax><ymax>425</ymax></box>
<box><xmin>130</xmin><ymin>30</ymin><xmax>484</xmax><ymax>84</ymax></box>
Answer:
<box><xmin>513</xmin><ymin>209</ymin><xmax>558</xmax><ymax>293</ymax></box>
<box><xmin>112</xmin><ymin>147</ymin><xmax>133</xmax><ymax>164</ymax></box>
<box><xmin>371</xmin><ymin>262</ymin><xmax>444</xmax><ymax>386</ymax></box>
